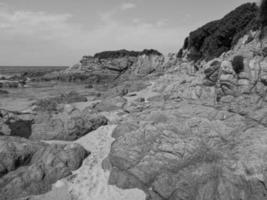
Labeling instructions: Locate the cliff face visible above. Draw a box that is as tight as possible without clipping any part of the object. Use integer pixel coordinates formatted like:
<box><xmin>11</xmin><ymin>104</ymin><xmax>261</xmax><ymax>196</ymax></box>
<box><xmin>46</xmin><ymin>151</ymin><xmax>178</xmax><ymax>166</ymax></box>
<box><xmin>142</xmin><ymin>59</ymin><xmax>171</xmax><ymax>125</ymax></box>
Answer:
<box><xmin>178</xmin><ymin>3</ymin><xmax>259</xmax><ymax>61</ymax></box>
<box><xmin>43</xmin><ymin>49</ymin><xmax>166</xmax><ymax>85</ymax></box>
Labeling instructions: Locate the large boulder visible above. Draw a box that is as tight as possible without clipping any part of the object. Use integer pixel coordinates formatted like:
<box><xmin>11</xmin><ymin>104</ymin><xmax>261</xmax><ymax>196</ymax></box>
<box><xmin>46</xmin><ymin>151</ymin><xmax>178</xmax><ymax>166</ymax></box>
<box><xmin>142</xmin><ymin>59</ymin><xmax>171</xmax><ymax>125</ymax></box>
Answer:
<box><xmin>108</xmin><ymin>102</ymin><xmax>267</xmax><ymax>200</ymax></box>
<box><xmin>31</xmin><ymin>106</ymin><xmax>108</xmax><ymax>141</ymax></box>
<box><xmin>0</xmin><ymin>107</ymin><xmax>108</xmax><ymax>141</ymax></box>
<box><xmin>0</xmin><ymin>136</ymin><xmax>89</xmax><ymax>200</ymax></box>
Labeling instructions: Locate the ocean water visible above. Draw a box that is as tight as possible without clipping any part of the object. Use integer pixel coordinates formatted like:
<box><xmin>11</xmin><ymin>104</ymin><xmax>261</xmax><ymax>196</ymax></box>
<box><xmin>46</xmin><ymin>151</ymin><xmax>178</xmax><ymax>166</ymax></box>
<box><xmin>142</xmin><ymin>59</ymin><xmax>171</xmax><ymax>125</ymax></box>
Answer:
<box><xmin>0</xmin><ymin>66</ymin><xmax>68</xmax><ymax>75</ymax></box>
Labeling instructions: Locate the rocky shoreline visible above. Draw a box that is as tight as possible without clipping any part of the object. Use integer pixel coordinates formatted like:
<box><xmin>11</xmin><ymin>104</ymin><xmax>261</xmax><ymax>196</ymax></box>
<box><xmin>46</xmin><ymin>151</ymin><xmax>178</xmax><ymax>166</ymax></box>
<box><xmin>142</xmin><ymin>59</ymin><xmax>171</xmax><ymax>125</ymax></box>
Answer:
<box><xmin>1</xmin><ymin>1</ymin><xmax>267</xmax><ymax>200</ymax></box>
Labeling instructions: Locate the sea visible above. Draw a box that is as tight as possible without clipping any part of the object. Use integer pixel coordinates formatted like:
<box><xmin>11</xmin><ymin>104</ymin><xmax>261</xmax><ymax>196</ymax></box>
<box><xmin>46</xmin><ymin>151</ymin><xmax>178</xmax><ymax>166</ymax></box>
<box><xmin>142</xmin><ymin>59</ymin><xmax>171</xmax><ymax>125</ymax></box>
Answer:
<box><xmin>0</xmin><ymin>66</ymin><xmax>68</xmax><ymax>76</ymax></box>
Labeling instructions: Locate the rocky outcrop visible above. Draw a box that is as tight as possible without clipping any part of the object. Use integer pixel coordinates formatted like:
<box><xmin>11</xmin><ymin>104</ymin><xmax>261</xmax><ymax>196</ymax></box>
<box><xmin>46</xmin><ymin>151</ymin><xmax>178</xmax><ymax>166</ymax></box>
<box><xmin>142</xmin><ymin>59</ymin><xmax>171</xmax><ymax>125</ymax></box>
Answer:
<box><xmin>109</xmin><ymin>106</ymin><xmax>267</xmax><ymax>200</ymax></box>
<box><xmin>0</xmin><ymin>106</ymin><xmax>108</xmax><ymax>141</ymax></box>
<box><xmin>178</xmin><ymin>3</ymin><xmax>259</xmax><ymax>61</ymax></box>
<box><xmin>108</xmin><ymin>67</ymin><xmax>267</xmax><ymax>200</ymax></box>
<box><xmin>201</xmin><ymin>33</ymin><xmax>267</xmax><ymax>101</ymax></box>
<box><xmin>0</xmin><ymin>109</ymin><xmax>33</xmax><ymax>138</ymax></box>
<box><xmin>3</xmin><ymin>2</ymin><xmax>267</xmax><ymax>200</ymax></box>
<box><xmin>42</xmin><ymin>49</ymin><xmax>165</xmax><ymax>84</ymax></box>
<box><xmin>0</xmin><ymin>136</ymin><xmax>89</xmax><ymax>200</ymax></box>
<box><xmin>107</xmin><ymin>23</ymin><xmax>267</xmax><ymax>199</ymax></box>
<box><xmin>31</xmin><ymin>106</ymin><xmax>108</xmax><ymax>141</ymax></box>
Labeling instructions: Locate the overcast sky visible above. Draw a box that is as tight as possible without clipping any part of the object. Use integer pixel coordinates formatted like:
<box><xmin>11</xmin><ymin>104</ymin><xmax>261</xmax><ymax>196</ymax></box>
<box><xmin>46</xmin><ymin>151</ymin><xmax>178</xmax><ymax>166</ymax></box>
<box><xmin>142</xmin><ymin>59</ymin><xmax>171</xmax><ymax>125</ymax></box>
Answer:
<box><xmin>0</xmin><ymin>0</ymin><xmax>256</xmax><ymax>66</ymax></box>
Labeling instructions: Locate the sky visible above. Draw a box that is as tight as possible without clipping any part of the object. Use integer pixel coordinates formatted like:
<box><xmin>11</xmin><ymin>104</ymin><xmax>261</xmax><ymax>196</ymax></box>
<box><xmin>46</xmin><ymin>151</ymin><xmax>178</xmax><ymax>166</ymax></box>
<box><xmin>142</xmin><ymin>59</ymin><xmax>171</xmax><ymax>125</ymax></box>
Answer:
<box><xmin>0</xmin><ymin>0</ymin><xmax>257</xmax><ymax>66</ymax></box>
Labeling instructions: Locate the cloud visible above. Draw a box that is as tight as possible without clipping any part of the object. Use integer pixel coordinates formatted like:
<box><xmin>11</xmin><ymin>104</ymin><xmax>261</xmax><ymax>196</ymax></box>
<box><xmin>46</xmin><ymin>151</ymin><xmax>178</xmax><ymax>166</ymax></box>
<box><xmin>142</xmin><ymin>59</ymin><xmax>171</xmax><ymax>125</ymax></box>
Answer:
<box><xmin>0</xmin><ymin>6</ymin><xmax>75</xmax><ymax>39</ymax></box>
<box><xmin>0</xmin><ymin>3</ymin><xmax>188</xmax><ymax>65</ymax></box>
<box><xmin>120</xmin><ymin>3</ymin><xmax>136</xmax><ymax>10</ymax></box>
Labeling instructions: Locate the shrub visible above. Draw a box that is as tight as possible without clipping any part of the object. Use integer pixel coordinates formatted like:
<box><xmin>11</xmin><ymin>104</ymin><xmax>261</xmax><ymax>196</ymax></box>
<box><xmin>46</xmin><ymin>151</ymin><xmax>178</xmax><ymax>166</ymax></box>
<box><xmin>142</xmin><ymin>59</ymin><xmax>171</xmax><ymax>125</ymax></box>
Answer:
<box><xmin>94</xmin><ymin>49</ymin><xmax>162</xmax><ymax>59</ymax></box>
<box><xmin>259</xmin><ymin>0</ymin><xmax>267</xmax><ymax>27</ymax></box>
<box><xmin>232</xmin><ymin>55</ymin><xmax>244</xmax><ymax>74</ymax></box>
<box><xmin>177</xmin><ymin>49</ymin><xmax>183</xmax><ymax>58</ymax></box>
<box><xmin>178</xmin><ymin>3</ymin><xmax>258</xmax><ymax>61</ymax></box>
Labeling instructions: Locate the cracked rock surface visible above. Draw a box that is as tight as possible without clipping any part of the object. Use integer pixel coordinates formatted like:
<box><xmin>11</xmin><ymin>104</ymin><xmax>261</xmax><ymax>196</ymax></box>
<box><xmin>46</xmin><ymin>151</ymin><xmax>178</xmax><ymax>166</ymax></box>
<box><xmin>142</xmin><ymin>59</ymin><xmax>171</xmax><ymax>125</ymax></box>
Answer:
<box><xmin>108</xmin><ymin>33</ymin><xmax>267</xmax><ymax>199</ymax></box>
<box><xmin>0</xmin><ymin>136</ymin><xmax>89</xmax><ymax>200</ymax></box>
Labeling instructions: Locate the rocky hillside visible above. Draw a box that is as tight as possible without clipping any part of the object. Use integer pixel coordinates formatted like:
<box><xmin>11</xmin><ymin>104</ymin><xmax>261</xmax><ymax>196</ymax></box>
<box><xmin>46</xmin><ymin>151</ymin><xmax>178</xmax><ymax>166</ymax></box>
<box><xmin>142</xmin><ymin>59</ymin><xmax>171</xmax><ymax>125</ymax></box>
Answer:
<box><xmin>178</xmin><ymin>2</ymin><xmax>259</xmax><ymax>61</ymax></box>
<box><xmin>105</xmin><ymin>2</ymin><xmax>267</xmax><ymax>200</ymax></box>
<box><xmin>2</xmin><ymin>2</ymin><xmax>267</xmax><ymax>200</ymax></box>
<box><xmin>106</xmin><ymin>37</ymin><xmax>267</xmax><ymax>200</ymax></box>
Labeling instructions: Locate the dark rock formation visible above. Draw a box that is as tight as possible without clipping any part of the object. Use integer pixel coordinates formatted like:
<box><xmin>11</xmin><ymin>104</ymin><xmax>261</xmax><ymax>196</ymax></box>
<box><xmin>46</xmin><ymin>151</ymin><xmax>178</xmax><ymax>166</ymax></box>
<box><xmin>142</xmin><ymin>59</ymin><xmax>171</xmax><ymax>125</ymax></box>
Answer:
<box><xmin>0</xmin><ymin>136</ymin><xmax>89</xmax><ymax>200</ymax></box>
<box><xmin>0</xmin><ymin>109</ymin><xmax>33</xmax><ymax>138</ymax></box>
<box><xmin>179</xmin><ymin>3</ymin><xmax>259</xmax><ymax>61</ymax></box>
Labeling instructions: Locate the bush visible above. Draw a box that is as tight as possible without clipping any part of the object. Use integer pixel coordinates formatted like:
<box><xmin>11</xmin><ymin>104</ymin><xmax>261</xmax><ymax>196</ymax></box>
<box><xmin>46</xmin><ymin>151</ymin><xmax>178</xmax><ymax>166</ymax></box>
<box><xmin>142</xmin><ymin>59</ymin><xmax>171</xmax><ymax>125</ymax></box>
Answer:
<box><xmin>232</xmin><ymin>55</ymin><xmax>244</xmax><ymax>74</ymax></box>
<box><xmin>94</xmin><ymin>49</ymin><xmax>162</xmax><ymax>59</ymax></box>
<box><xmin>178</xmin><ymin>3</ymin><xmax>258</xmax><ymax>61</ymax></box>
<box><xmin>259</xmin><ymin>0</ymin><xmax>267</xmax><ymax>27</ymax></box>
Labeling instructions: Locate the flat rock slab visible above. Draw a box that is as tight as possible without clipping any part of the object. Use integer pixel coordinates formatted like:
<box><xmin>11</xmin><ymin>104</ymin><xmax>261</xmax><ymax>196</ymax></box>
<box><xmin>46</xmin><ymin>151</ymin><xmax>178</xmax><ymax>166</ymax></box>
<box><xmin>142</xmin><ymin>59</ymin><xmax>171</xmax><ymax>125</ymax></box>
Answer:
<box><xmin>108</xmin><ymin>102</ymin><xmax>267</xmax><ymax>200</ymax></box>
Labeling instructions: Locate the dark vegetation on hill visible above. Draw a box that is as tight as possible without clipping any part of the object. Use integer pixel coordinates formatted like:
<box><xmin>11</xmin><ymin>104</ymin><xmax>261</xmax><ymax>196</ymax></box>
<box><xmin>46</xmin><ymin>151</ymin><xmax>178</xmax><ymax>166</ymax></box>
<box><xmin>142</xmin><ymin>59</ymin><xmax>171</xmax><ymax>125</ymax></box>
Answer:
<box><xmin>178</xmin><ymin>3</ymin><xmax>259</xmax><ymax>61</ymax></box>
<box><xmin>232</xmin><ymin>55</ymin><xmax>244</xmax><ymax>74</ymax></box>
<box><xmin>94</xmin><ymin>49</ymin><xmax>162</xmax><ymax>60</ymax></box>
<box><xmin>259</xmin><ymin>0</ymin><xmax>267</xmax><ymax>39</ymax></box>
<box><xmin>259</xmin><ymin>0</ymin><xmax>267</xmax><ymax>27</ymax></box>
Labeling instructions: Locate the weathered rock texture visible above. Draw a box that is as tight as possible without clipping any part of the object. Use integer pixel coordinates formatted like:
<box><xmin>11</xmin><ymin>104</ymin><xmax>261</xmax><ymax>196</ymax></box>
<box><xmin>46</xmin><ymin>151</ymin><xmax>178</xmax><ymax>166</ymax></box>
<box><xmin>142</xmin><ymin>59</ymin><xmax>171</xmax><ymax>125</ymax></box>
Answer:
<box><xmin>0</xmin><ymin>136</ymin><xmax>89</xmax><ymax>200</ymax></box>
<box><xmin>33</xmin><ymin>91</ymin><xmax>88</xmax><ymax>112</ymax></box>
<box><xmin>107</xmin><ymin>19</ymin><xmax>267</xmax><ymax>200</ymax></box>
<box><xmin>42</xmin><ymin>49</ymin><xmax>165</xmax><ymax>84</ymax></box>
<box><xmin>108</xmin><ymin>68</ymin><xmax>267</xmax><ymax>200</ymax></box>
<box><xmin>0</xmin><ymin>109</ymin><xmax>33</xmax><ymax>138</ymax></box>
<box><xmin>31</xmin><ymin>106</ymin><xmax>108</xmax><ymax>141</ymax></box>
<box><xmin>0</xmin><ymin>106</ymin><xmax>108</xmax><ymax>141</ymax></box>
